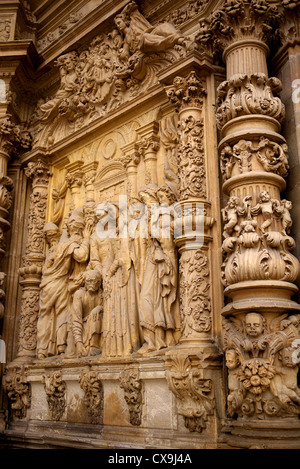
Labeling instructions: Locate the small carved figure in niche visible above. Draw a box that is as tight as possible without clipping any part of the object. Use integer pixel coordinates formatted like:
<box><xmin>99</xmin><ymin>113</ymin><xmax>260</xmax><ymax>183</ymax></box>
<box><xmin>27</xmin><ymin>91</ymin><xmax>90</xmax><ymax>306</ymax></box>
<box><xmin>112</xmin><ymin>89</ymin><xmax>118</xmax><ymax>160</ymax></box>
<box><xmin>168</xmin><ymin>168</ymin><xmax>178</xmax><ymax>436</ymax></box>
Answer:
<box><xmin>225</xmin><ymin>349</ymin><xmax>245</xmax><ymax>416</ymax></box>
<box><xmin>137</xmin><ymin>185</ymin><xmax>180</xmax><ymax>355</ymax></box>
<box><xmin>232</xmin><ymin>139</ymin><xmax>252</xmax><ymax>174</ymax></box>
<box><xmin>251</xmin><ymin>190</ymin><xmax>281</xmax><ymax>234</ymax></box>
<box><xmin>37</xmin><ymin>212</ymin><xmax>91</xmax><ymax>359</ymax></box>
<box><xmin>71</xmin><ymin>269</ymin><xmax>103</xmax><ymax>357</ymax></box>
<box><xmin>222</xmin><ymin>195</ymin><xmax>251</xmax><ymax>238</ymax></box>
<box><xmin>270</xmin><ymin>347</ymin><xmax>300</xmax><ymax>410</ymax></box>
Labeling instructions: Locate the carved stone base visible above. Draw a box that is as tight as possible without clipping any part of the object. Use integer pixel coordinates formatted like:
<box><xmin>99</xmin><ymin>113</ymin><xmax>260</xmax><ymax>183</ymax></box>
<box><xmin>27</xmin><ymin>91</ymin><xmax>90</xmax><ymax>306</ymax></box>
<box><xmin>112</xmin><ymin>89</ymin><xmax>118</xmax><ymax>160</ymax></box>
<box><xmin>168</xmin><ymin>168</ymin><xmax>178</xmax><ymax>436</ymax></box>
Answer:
<box><xmin>1</xmin><ymin>356</ymin><xmax>223</xmax><ymax>449</ymax></box>
<box><xmin>223</xmin><ymin>280</ymin><xmax>300</xmax><ymax>315</ymax></box>
<box><xmin>221</xmin><ymin>419</ymin><xmax>300</xmax><ymax>449</ymax></box>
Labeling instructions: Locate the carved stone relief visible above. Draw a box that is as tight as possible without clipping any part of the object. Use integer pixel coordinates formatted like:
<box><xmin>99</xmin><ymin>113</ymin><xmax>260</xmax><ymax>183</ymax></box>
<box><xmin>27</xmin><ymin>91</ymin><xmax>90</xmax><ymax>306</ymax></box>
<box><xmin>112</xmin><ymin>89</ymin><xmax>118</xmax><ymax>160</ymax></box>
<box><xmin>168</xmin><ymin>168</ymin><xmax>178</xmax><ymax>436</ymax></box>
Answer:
<box><xmin>29</xmin><ymin>1</ymin><xmax>193</xmax><ymax>148</ymax></box>
<box><xmin>43</xmin><ymin>370</ymin><xmax>66</xmax><ymax>421</ymax></box>
<box><xmin>79</xmin><ymin>368</ymin><xmax>104</xmax><ymax>424</ymax></box>
<box><xmin>2</xmin><ymin>366</ymin><xmax>31</xmax><ymax>420</ymax></box>
<box><xmin>224</xmin><ymin>312</ymin><xmax>300</xmax><ymax>419</ymax></box>
<box><xmin>165</xmin><ymin>354</ymin><xmax>215</xmax><ymax>432</ymax></box>
<box><xmin>119</xmin><ymin>368</ymin><xmax>143</xmax><ymax>426</ymax></box>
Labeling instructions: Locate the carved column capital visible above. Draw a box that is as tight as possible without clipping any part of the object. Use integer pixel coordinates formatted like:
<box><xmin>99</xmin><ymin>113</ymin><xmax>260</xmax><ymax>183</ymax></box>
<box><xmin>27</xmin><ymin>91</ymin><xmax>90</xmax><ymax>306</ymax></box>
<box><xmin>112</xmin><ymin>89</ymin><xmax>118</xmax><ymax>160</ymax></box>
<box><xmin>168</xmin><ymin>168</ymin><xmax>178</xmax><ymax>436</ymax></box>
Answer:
<box><xmin>24</xmin><ymin>159</ymin><xmax>51</xmax><ymax>189</ymax></box>
<box><xmin>165</xmin><ymin>71</ymin><xmax>206</xmax><ymax>113</ymax></box>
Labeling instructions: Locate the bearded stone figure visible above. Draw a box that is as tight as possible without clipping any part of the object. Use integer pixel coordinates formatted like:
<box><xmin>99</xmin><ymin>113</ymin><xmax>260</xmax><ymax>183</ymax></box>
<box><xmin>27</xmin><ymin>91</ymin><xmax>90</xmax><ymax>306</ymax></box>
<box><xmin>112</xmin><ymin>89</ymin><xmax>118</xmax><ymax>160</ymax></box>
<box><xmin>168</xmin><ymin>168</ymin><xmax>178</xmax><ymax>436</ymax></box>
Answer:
<box><xmin>37</xmin><ymin>212</ymin><xmax>91</xmax><ymax>359</ymax></box>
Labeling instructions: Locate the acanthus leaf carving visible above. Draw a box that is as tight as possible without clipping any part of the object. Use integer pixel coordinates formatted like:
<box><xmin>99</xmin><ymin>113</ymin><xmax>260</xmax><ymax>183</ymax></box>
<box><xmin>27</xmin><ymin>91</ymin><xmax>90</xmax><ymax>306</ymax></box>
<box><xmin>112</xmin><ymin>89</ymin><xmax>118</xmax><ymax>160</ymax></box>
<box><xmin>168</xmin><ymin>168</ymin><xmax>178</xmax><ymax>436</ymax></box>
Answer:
<box><xmin>79</xmin><ymin>368</ymin><xmax>104</xmax><ymax>425</ymax></box>
<box><xmin>224</xmin><ymin>312</ymin><xmax>300</xmax><ymax>419</ymax></box>
<box><xmin>165</xmin><ymin>354</ymin><xmax>215</xmax><ymax>433</ymax></box>
<box><xmin>43</xmin><ymin>370</ymin><xmax>66</xmax><ymax>421</ymax></box>
<box><xmin>120</xmin><ymin>368</ymin><xmax>143</xmax><ymax>426</ymax></box>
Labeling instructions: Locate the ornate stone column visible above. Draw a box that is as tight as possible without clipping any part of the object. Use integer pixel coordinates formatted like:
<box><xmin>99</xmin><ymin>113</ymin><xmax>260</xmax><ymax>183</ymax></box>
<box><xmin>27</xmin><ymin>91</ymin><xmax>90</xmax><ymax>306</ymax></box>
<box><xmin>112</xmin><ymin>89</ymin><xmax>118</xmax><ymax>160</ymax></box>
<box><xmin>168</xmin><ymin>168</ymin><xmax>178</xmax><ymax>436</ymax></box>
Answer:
<box><xmin>198</xmin><ymin>0</ymin><xmax>300</xmax><ymax>446</ymax></box>
<box><xmin>164</xmin><ymin>70</ymin><xmax>215</xmax><ymax>350</ymax></box>
<box><xmin>162</xmin><ymin>68</ymin><xmax>222</xmax><ymax>436</ymax></box>
<box><xmin>82</xmin><ymin>162</ymin><xmax>98</xmax><ymax>202</ymax></box>
<box><xmin>17</xmin><ymin>160</ymin><xmax>51</xmax><ymax>360</ymax></box>
<box><xmin>120</xmin><ymin>142</ymin><xmax>140</xmax><ymax>198</ymax></box>
<box><xmin>65</xmin><ymin>161</ymin><xmax>84</xmax><ymax>210</ymax></box>
<box><xmin>136</xmin><ymin>122</ymin><xmax>160</xmax><ymax>185</ymax></box>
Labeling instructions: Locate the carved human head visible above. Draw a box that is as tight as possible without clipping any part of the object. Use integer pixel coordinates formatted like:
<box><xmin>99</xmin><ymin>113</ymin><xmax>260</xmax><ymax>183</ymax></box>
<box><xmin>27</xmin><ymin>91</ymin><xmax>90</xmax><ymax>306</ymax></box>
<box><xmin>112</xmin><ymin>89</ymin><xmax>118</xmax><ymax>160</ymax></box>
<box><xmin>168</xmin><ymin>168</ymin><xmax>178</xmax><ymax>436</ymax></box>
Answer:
<box><xmin>66</xmin><ymin>212</ymin><xmax>85</xmax><ymax>236</ymax></box>
<box><xmin>84</xmin><ymin>269</ymin><xmax>101</xmax><ymax>292</ymax></box>
<box><xmin>245</xmin><ymin>312</ymin><xmax>265</xmax><ymax>338</ymax></box>
<box><xmin>279</xmin><ymin>347</ymin><xmax>297</xmax><ymax>368</ymax></box>
<box><xmin>258</xmin><ymin>191</ymin><xmax>271</xmax><ymax>203</ymax></box>
<box><xmin>43</xmin><ymin>222</ymin><xmax>61</xmax><ymax>245</ymax></box>
<box><xmin>225</xmin><ymin>349</ymin><xmax>240</xmax><ymax>370</ymax></box>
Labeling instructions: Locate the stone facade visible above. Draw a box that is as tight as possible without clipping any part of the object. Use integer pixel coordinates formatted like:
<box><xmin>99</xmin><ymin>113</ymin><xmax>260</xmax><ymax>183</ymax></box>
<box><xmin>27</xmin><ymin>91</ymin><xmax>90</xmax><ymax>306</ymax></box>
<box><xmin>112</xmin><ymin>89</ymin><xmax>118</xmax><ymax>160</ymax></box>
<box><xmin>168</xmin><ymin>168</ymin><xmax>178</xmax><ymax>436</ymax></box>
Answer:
<box><xmin>0</xmin><ymin>0</ymin><xmax>299</xmax><ymax>449</ymax></box>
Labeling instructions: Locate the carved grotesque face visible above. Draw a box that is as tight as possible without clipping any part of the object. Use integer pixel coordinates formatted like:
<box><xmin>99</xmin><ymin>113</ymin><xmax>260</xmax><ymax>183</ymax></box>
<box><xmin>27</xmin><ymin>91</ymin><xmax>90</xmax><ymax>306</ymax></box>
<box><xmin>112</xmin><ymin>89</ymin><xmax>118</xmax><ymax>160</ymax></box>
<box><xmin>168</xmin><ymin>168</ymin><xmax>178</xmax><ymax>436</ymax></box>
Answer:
<box><xmin>85</xmin><ymin>271</ymin><xmax>101</xmax><ymax>292</ymax></box>
<box><xmin>245</xmin><ymin>312</ymin><xmax>264</xmax><ymax>338</ymax></box>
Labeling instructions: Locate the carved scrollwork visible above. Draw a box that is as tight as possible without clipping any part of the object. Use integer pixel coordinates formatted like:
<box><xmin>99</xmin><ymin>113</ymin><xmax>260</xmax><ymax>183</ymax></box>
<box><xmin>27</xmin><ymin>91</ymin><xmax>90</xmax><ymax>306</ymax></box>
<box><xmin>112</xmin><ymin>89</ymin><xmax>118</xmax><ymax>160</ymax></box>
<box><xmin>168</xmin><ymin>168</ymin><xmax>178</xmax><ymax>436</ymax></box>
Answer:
<box><xmin>3</xmin><ymin>366</ymin><xmax>31</xmax><ymax>419</ymax></box>
<box><xmin>179</xmin><ymin>250</ymin><xmax>212</xmax><ymax>337</ymax></box>
<box><xmin>216</xmin><ymin>73</ymin><xmax>285</xmax><ymax>130</ymax></box>
<box><xmin>79</xmin><ymin>368</ymin><xmax>104</xmax><ymax>425</ymax></box>
<box><xmin>120</xmin><ymin>368</ymin><xmax>143</xmax><ymax>426</ymax></box>
<box><xmin>43</xmin><ymin>370</ymin><xmax>66</xmax><ymax>421</ymax></box>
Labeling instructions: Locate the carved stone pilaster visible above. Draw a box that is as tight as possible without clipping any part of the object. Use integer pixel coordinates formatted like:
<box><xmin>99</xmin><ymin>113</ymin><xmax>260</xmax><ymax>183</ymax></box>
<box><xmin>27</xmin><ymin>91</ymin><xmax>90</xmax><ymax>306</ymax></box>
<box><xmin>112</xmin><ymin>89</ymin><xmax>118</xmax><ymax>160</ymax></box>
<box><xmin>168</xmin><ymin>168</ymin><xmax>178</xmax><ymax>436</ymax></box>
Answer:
<box><xmin>65</xmin><ymin>160</ymin><xmax>84</xmax><ymax>210</ymax></box>
<box><xmin>120</xmin><ymin>142</ymin><xmax>140</xmax><ymax>198</ymax></box>
<box><xmin>17</xmin><ymin>160</ymin><xmax>51</xmax><ymax>360</ymax></box>
<box><xmin>164</xmin><ymin>71</ymin><xmax>215</xmax><ymax>348</ymax></box>
<box><xmin>136</xmin><ymin>122</ymin><xmax>160</xmax><ymax>186</ymax></box>
<box><xmin>82</xmin><ymin>162</ymin><xmax>98</xmax><ymax>202</ymax></box>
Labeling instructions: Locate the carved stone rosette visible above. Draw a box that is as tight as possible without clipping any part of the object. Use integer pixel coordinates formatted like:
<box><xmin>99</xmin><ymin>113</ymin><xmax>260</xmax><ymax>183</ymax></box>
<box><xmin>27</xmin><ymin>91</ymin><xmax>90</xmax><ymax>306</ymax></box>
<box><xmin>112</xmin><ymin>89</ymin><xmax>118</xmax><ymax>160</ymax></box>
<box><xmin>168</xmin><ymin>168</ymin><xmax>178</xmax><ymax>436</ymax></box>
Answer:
<box><xmin>17</xmin><ymin>160</ymin><xmax>51</xmax><ymax>359</ymax></box>
<box><xmin>199</xmin><ymin>0</ymin><xmax>300</xmax><ymax>431</ymax></box>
